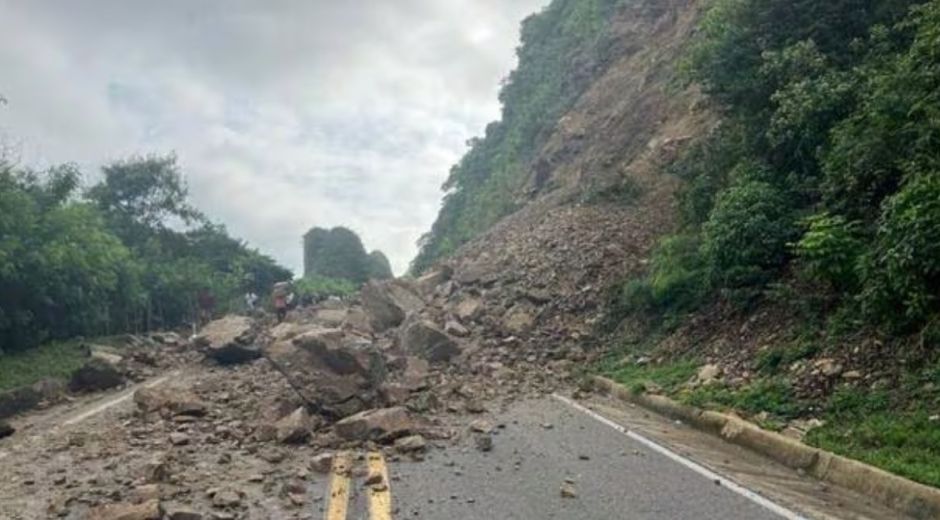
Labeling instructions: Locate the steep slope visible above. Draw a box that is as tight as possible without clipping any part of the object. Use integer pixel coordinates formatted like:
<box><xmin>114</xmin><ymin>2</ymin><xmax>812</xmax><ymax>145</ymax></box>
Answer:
<box><xmin>417</xmin><ymin>0</ymin><xmax>711</xmax><ymax>351</ymax></box>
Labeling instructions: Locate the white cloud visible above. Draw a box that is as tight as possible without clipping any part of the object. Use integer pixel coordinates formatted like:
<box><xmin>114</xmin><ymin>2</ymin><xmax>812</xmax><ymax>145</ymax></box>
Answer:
<box><xmin>0</xmin><ymin>0</ymin><xmax>548</xmax><ymax>274</ymax></box>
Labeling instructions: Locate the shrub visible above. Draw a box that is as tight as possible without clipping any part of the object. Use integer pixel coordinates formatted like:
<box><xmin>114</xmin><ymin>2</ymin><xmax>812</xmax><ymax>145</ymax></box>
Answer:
<box><xmin>860</xmin><ymin>172</ymin><xmax>940</xmax><ymax>331</ymax></box>
<box><xmin>702</xmin><ymin>173</ymin><xmax>798</xmax><ymax>295</ymax></box>
<box><xmin>792</xmin><ymin>212</ymin><xmax>865</xmax><ymax>292</ymax></box>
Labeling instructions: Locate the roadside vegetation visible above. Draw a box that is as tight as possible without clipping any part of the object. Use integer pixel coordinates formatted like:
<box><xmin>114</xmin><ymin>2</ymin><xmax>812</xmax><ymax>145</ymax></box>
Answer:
<box><xmin>601</xmin><ymin>0</ymin><xmax>940</xmax><ymax>487</ymax></box>
<box><xmin>0</xmin><ymin>155</ymin><xmax>291</xmax><ymax>358</ymax></box>
<box><xmin>605</xmin><ymin>352</ymin><xmax>940</xmax><ymax>487</ymax></box>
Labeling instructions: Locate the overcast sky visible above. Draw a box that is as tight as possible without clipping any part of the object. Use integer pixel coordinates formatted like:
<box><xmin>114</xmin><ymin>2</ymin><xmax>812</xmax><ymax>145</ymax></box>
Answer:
<box><xmin>0</xmin><ymin>0</ymin><xmax>547</xmax><ymax>275</ymax></box>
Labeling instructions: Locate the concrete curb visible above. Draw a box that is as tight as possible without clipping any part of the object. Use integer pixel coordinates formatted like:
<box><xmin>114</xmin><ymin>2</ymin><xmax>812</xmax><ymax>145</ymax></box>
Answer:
<box><xmin>593</xmin><ymin>375</ymin><xmax>940</xmax><ymax>520</ymax></box>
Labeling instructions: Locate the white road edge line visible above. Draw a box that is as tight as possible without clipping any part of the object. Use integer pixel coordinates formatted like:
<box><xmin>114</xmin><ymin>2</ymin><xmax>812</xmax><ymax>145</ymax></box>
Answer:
<box><xmin>61</xmin><ymin>372</ymin><xmax>175</xmax><ymax>427</ymax></box>
<box><xmin>552</xmin><ymin>393</ymin><xmax>808</xmax><ymax>520</ymax></box>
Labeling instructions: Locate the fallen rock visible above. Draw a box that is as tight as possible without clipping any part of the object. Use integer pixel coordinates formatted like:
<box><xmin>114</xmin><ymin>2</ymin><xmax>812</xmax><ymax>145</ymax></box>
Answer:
<box><xmin>134</xmin><ymin>387</ymin><xmax>207</xmax><ymax>417</ymax></box>
<box><xmin>398</xmin><ymin>319</ymin><xmax>460</xmax><ymax>364</ymax></box>
<box><xmin>394</xmin><ymin>434</ymin><xmax>428</xmax><ymax>453</ymax></box>
<box><xmin>265</xmin><ymin>327</ymin><xmax>385</xmax><ymax>417</ymax></box>
<box><xmin>275</xmin><ymin>407</ymin><xmax>315</xmax><ymax>444</ymax></box>
<box><xmin>415</xmin><ymin>266</ymin><xmax>453</xmax><ymax>295</ymax></box>
<box><xmin>166</xmin><ymin>509</ymin><xmax>203</xmax><ymax>520</ymax></box>
<box><xmin>444</xmin><ymin>320</ymin><xmax>470</xmax><ymax>338</ymax></box>
<box><xmin>211</xmin><ymin>488</ymin><xmax>242</xmax><ymax>509</ymax></box>
<box><xmin>361</xmin><ymin>279</ymin><xmax>425</xmax><ymax>332</ymax></box>
<box><xmin>503</xmin><ymin>306</ymin><xmax>535</xmax><ymax>335</ymax></box>
<box><xmin>454</xmin><ymin>297</ymin><xmax>484</xmax><ymax>322</ymax></box>
<box><xmin>0</xmin><ymin>420</ymin><xmax>14</xmax><ymax>439</ymax></box>
<box><xmin>169</xmin><ymin>432</ymin><xmax>190</xmax><ymax>446</ymax></box>
<box><xmin>334</xmin><ymin>406</ymin><xmax>420</xmax><ymax>441</ymax></box>
<box><xmin>560</xmin><ymin>482</ymin><xmax>578</xmax><ymax>499</ymax></box>
<box><xmin>195</xmin><ymin>316</ymin><xmax>260</xmax><ymax>364</ymax></box>
<box><xmin>474</xmin><ymin>434</ymin><xmax>493</xmax><ymax>452</ymax></box>
<box><xmin>0</xmin><ymin>385</ymin><xmax>41</xmax><ymax>419</ymax></box>
<box><xmin>68</xmin><ymin>357</ymin><xmax>124</xmax><ymax>393</ymax></box>
<box><xmin>310</xmin><ymin>453</ymin><xmax>334</xmax><ymax>474</ymax></box>
<box><xmin>87</xmin><ymin>499</ymin><xmax>162</xmax><ymax>520</ymax></box>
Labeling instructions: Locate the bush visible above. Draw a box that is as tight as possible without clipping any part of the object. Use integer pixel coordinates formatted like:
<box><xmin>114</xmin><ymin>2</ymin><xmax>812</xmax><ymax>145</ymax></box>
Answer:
<box><xmin>792</xmin><ymin>212</ymin><xmax>865</xmax><ymax>292</ymax></box>
<box><xmin>610</xmin><ymin>234</ymin><xmax>708</xmax><ymax>323</ymax></box>
<box><xmin>860</xmin><ymin>172</ymin><xmax>940</xmax><ymax>331</ymax></box>
<box><xmin>702</xmin><ymin>173</ymin><xmax>798</xmax><ymax>295</ymax></box>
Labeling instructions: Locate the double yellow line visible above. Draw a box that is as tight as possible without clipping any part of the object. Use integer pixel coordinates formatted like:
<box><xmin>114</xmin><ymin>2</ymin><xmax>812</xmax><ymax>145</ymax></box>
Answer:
<box><xmin>325</xmin><ymin>451</ymin><xmax>392</xmax><ymax>520</ymax></box>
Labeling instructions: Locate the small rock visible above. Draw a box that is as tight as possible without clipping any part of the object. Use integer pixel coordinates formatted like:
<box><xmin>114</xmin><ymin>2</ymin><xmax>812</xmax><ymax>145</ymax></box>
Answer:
<box><xmin>560</xmin><ymin>482</ymin><xmax>578</xmax><ymax>499</ymax></box>
<box><xmin>169</xmin><ymin>433</ymin><xmax>190</xmax><ymax>446</ymax></box>
<box><xmin>394</xmin><ymin>434</ymin><xmax>428</xmax><ymax>453</ymax></box>
<box><xmin>310</xmin><ymin>453</ymin><xmax>335</xmax><ymax>474</ymax></box>
<box><xmin>212</xmin><ymin>489</ymin><xmax>242</xmax><ymax>509</ymax></box>
<box><xmin>474</xmin><ymin>434</ymin><xmax>493</xmax><ymax>452</ymax></box>
<box><xmin>469</xmin><ymin>419</ymin><xmax>494</xmax><ymax>434</ymax></box>
<box><xmin>275</xmin><ymin>407</ymin><xmax>315</xmax><ymax>444</ymax></box>
<box><xmin>167</xmin><ymin>509</ymin><xmax>203</xmax><ymax>520</ymax></box>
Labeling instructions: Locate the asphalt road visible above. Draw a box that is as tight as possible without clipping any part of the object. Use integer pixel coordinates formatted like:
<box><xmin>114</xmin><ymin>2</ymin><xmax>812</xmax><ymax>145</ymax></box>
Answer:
<box><xmin>386</xmin><ymin>396</ymin><xmax>788</xmax><ymax>520</ymax></box>
<box><xmin>333</xmin><ymin>394</ymin><xmax>906</xmax><ymax>520</ymax></box>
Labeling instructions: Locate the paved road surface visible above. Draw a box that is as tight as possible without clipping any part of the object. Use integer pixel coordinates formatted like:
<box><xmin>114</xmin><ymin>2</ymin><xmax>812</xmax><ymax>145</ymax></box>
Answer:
<box><xmin>327</xmin><ymin>395</ymin><xmax>907</xmax><ymax>520</ymax></box>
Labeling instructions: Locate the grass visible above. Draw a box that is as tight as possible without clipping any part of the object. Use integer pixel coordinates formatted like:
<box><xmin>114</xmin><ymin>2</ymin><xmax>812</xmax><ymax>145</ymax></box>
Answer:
<box><xmin>600</xmin><ymin>355</ymin><xmax>940</xmax><ymax>487</ymax></box>
<box><xmin>605</xmin><ymin>359</ymin><xmax>698</xmax><ymax>394</ymax></box>
<box><xmin>0</xmin><ymin>340</ymin><xmax>87</xmax><ymax>392</ymax></box>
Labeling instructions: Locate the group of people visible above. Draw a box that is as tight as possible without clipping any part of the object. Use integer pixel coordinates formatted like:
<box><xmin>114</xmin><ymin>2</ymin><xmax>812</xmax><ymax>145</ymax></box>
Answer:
<box><xmin>244</xmin><ymin>281</ymin><xmax>296</xmax><ymax>322</ymax></box>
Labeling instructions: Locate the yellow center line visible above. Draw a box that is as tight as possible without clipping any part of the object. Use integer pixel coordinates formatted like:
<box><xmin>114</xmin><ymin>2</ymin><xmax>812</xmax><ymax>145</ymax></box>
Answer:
<box><xmin>367</xmin><ymin>451</ymin><xmax>392</xmax><ymax>520</ymax></box>
<box><xmin>325</xmin><ymin>452</ymin><xmax>352</xmax><ymax>520</ymax></box>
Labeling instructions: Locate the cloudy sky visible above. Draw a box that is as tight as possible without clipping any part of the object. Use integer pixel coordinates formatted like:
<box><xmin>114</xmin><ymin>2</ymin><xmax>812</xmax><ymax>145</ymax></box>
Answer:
<box><xmin>0</xmin><ymin>0</ymin><xmax>547</xmax><ymax>275</ymax></box>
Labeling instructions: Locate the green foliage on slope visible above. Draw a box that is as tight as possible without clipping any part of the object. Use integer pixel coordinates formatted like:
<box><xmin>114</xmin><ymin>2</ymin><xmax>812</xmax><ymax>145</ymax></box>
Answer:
<box><xmin>411</xmin><ymin>0</ymin><xmax>628</xmax><ymax>273</ymax></box>
<box><xmin>616</xmin><ymin>0</ymin><xmax>940</xmax><ymax>334</ymax></box>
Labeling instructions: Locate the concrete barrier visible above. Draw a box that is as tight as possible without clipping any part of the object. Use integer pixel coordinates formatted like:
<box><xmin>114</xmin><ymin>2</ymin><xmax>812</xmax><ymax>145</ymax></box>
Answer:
<box><xmin>593</xmin><ymin>375</ymin><xmax>940</xmax><ymax>520</ymax></box>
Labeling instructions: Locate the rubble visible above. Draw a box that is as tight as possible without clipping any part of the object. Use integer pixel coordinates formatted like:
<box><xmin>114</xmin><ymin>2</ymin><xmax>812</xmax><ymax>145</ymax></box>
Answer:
<box><xmin>87</xmin><ymin>499</ymin><xmax>163</xmax><ymax>520</ymax></box>
<box><xmin>361</xmin><ymin>279</ymin><xmax>425</xmax><ymax>332</ymax></box>
<box><xmin>334</xmin><ymin>406</ymin><xmax>421</xmax><ymax>441</ymax></box>
<box><xmin>398</xmin><ymin>319</ymin><xmax>460</xmax><ymax>364</ymax></box>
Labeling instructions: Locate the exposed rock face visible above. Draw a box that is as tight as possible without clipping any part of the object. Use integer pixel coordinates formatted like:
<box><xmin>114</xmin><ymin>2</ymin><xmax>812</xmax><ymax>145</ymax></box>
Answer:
<box><xmin>333</xmin><ymin>406</ymin><xmax>420</xmax><ymax>441</ymax></box>
<box><xmin>68</xmin><ymin>357</ymin><xmax>124</xmax><ymax>393</ymax></box>
<box><xmin>195</xmin><ymin>316</ymin><xmax>260</xmax><ymax>364</ymax></box>
<box><xmin>264</xmin><ymin>327</ymin><xmax>385</xmax><ymax>417</ymax></box>
<box><xmin>398</xmin><ymin>319</ymin><xmax>460</xmax><ymax>364</ymax></box>
<box><xmin>361</xmin><ymin>280</ymin><xmax>425</xmax><ymax>332</ymax></box>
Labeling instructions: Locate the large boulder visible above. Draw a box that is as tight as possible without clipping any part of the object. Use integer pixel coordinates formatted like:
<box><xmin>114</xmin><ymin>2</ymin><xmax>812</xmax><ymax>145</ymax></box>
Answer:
<box><xmin>264</xmin><ymin>327</ymin><xmax>386</xmax><ymax>417</ymax></box>
<box><xmin>361</xmin><ymin>280</ymin><xmax>425</xmax><ymax>332</ymax></box>
<box><xmin>69</xmin><ymin>356</ymin><xmax>124</xmax><ymax>393</ymax></box>
<box><xmin>334</xmin><ymin>406</ymin><xmax>421</xmax><ymax>441</ymax></box>
<box><xmin>398</xmin><ymin>319</ymin><xmax>460</xmax><ymax>364</ymax></box>
<box><xmin>0</xmin><ymin>386</ymin><xmax>41</xmax><ymax>419</ymax></box>
<box><xmin>195</xmin><ymin>316</ymin><xmax>260</xmax><ymax>364</ymax></box>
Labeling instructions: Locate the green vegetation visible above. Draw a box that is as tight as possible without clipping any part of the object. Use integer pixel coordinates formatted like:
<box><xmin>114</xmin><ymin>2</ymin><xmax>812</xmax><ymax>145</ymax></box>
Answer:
<box><xmin>411</xmin><ymin>0</ymin><xmax>630</xmax><ymax>273</ymax></box>
<box><xmin>605</xmin><ymin>356</ymin><xmax>940</xmax><ymax>486</ymax></box>
<box><xmin>0</xmin><ymin>155</ymin><xmax>290</xmax><ymax>353</ymax></box>
<box><xmin>0</xmin><ymin>340</ymin><xmax>86</xmax><ymax>392</ymax></box>
<box><xmin>303</xmin><ymin>226</ymin><xmax>392</xmax><ymax>284</ymax></box>
<box><xmin>293</xmin><ymin>275</ymin><xmax>358</xmax><ymax>301</ymax></box>
<box><xmin>610</xmin><ymin>0</ymin><xmax>940</xmax><ymax>335</ymax></box>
